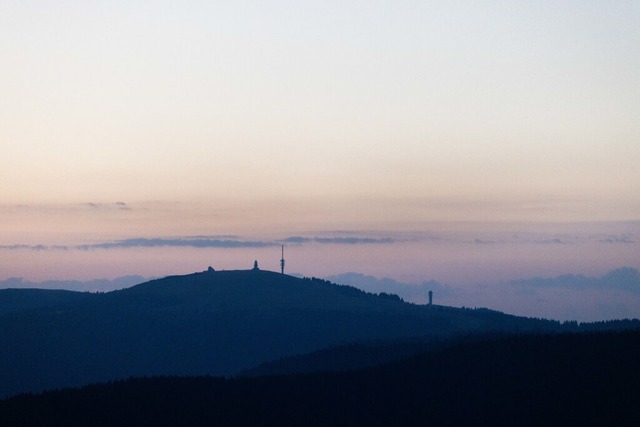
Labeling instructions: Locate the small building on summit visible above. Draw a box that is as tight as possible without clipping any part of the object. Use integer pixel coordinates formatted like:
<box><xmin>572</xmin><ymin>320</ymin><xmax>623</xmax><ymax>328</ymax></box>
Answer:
<box><xmin>253</xmin><ymin>260</ymin><xmax>259</xmax><ymax>270</ymax></box>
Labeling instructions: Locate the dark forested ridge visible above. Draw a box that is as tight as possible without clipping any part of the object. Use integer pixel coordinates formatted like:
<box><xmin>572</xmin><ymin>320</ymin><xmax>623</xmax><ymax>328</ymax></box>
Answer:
<box><xmin>0</xmin><ymin>288</ymin><xmax>92</xmax><ymax>315</ymax></box>
<box><xmin>0</xmin><ymin>269</ymin><xmax>638</xmax><ymax>399</ymax></box>
<box><xmin>2</xmin><ymin>331</ymin><xmax>639</xmax><ymax>426</ymax></box>
<box><xmin>241</xmin><ymin>316</ymin><xmax>640</xmax><ymax>376</ymax></box>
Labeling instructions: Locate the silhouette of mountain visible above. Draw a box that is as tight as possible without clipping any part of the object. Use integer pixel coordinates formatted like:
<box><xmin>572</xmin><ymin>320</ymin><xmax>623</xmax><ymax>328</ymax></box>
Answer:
<box><xmin>0</xmin><ymin>268</ymin><xmax>635</xmax><ymax>398</ymax></box>
<box><xmin>0</xmin><ymin>276</ymin><xmax>146</xmax><ymax>293</ymax></box>
<box><xmin>2</xmin><ymin>331</ymin><xmax>639</xmax><ymax>426</ymax></box>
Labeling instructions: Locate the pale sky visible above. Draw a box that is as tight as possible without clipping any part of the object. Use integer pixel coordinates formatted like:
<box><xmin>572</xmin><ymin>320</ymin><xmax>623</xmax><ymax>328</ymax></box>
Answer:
<box><xmin>1</xmin><ymin>1</ymin><xmax>639</xmax><ymax>319</ymax></box>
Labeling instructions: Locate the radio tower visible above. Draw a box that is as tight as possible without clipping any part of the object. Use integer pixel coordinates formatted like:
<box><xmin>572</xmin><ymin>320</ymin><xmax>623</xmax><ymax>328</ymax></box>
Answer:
<box><xmin>280</xmin><ymin>245</ymin><xmax>285</xmax><ymax>274</ymax></box>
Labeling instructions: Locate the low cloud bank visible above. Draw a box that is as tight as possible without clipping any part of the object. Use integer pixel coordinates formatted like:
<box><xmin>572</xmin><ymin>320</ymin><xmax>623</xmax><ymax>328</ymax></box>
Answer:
<box><xmin>0</xmin><ymin>276</ymin><xmax>146</xmax><ymax>292</ymax></box>
<box><xmin>78</xmin><ymin>238</ymin><xmax>274</xmax><ymax>250</ymax></box>
<box><xmin>1</xmin><ymin>235</ymin><xmax>396</xmax><ymax>251</ymax></box>
<box><xmin>507</xmin><ymin>267</ymin><xmax>640</xmax><ymax>293</ymax></box>
<box><xmin>283</xmin><ymin>236</ymin><xmax>394</xmax><ymax>245</ymax></box>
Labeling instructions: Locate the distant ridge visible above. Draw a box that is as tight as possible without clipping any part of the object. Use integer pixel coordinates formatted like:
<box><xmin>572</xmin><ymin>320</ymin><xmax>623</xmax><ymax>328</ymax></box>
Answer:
<box><xmin>0</xmin><ymin>268</ymin><xmax>636</xmax><ymax>398</ymax></box>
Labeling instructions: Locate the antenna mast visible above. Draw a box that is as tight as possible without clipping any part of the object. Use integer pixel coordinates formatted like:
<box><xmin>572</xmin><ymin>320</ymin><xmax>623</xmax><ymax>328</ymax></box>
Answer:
<box><xmin>280</xmin><ymin>245</ymin><xmax>285</xmax><ymax>274</ymax></box>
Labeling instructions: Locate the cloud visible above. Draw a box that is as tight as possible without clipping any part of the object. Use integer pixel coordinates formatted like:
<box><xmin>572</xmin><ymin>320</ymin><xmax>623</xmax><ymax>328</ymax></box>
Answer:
<box><xmin>0</xmin><ymin>276</ymin><xmax>146</xmax><ymax>292</ymax></box>
<box><xmin>87</xmin><ymin>202</ymin><xmax>133</xmax><ymax>211</ymax></box>
<box><xmin>78</xmin><ymin>237</ymin><xmax>275</xmax><ymax>250</ymax></box>
<box><xmin>0</xmin><ymin>244</ymin><xmax>63</xmax><ymax>251</ymax></box>
<box><xmin>0</xmin><ymin>237</ymin><xmax>274</xmax><ymax>251</ymax></box>
<box><xmin>283</xmin><ymin>236</ymin><xmax>394</xmax><ymax>245</ymax></box>
<box><xmin>534</xmin><ymin>238</ymin><xmax>567</xmax><ymax>245</ymax></box>
<box><xmin>1</xmin><ymin>234</ymin><xmax>398</xmax><ymax>252</ymax></box>
<box><xmin>508</xmin><ymin>267</ymin><xmax>640</xmax><ymax>293</ymax></box>
<box><xmin>599</xmin><ymin>235</ymin><xmax>634</xmax><ymax>244</ymax></box>
<box><xmin>473</xmin><ymin>238</ymin><xmax>495</xmax><ymax>244</ymax></box>
<box><xmin>0</xmin><ymin>244</ymin><xmax>32</xmax><ymax>250</ymax></box>
<box><xmin>282</xmin><ymin>236</ymin><xmax>309</xmax><ymax>244</ymax></box>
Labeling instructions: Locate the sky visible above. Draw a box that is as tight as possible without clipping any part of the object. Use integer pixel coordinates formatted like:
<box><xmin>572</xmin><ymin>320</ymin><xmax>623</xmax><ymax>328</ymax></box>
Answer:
<box><xmin>1</xmin><ymin>1</ymin><xmax>639</xmax><ymax>320</ymax></box>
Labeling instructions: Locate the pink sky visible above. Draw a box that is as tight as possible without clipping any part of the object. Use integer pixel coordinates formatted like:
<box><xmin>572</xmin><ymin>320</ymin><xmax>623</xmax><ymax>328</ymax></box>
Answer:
<box><xmin>2</xmin><ymin>201</ymin><xmax>637</xmax><ymax>284</ymax></box>
<box><xmin>1</xmin><ymin>2</ymin><xmax>638</xmax><ymax>321</ymax></box>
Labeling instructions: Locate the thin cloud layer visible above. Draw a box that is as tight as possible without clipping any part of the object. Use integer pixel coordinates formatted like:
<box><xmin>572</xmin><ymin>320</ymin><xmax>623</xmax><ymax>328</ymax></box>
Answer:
<box><xmin>78</xmin><ymin>238</ymin><xmax>275</xmax><ymax>250</ymax></box>
<box><xmin>2</xmin><ymin>228</ymin><xmax>637</xmax><ymax>251</ymax></box>
<box><xmin>0</xmin><ymin>244</ymin><xmax>68</xmax><ymax>251</ymax></box>
<box><xmin>599</xmin><ymin>235</ymin><xmax>635</xmax><ymax>244</ymax></box>
<box><xmin>508</xmin><ymin>267</ymin><xmax>640</xmax><ymax>293</ymax></box>
<box><xmin>87</xmin><ymin>202</ymin><xmax>132</xmax><ymax>211</ymax></box>
<box><xmin>1</xmin><ymin>235</ymin><xmax>397</xmax><ymax>251</ymax></box>
<box><xmin>282</xmin><ymin>236</ymin><xmax>394</xmax><ymax>245</ymax></box>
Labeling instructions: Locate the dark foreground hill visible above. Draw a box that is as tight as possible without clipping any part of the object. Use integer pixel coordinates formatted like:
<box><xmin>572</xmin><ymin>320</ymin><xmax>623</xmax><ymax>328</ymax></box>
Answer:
<box><xmin>0</xmin><ymin>269</ymin><xmax>637</xmax><ymax>398</ymax></box>
<box><xmin>2</xmin><ymin>331</ymin><xmax>639</xmax><ymax>426</ymax></box>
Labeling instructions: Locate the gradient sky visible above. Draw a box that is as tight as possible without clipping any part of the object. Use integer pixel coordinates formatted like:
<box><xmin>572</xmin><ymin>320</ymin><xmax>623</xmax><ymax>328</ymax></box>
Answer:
<box><xmin>1</xmin><ymin>2</ymin><xmax>639</xmax><ymax>319</ymax></box>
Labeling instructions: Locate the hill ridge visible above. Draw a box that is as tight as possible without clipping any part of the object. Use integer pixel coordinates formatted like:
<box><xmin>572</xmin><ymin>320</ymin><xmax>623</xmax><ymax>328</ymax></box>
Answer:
<box><xmin>0</xmin><ymin>268</ymin><xmax>635</xmax><ymax>398</ymax></box>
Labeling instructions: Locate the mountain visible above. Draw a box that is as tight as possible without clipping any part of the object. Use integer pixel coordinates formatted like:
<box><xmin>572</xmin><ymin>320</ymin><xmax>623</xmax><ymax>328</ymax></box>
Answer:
<box><xmin>0</xmin><ymin>268</ymin><xmax>627</xmax><ymax>398</ymax></box>
<box><xmin>2</xmin><ymin>331</ymin><xmax>639</xmax><ymax>426</ymax></box>
<box><xmin>0</xmin><ymin>276</ymin><xmax>146</xmax><ymax>293</ymax></box>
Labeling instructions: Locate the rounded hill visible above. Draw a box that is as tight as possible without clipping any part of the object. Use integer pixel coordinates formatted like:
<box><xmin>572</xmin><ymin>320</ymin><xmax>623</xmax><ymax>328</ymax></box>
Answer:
<box><xmin>0</xmin><ymin>268</ymin><xmax>563</xmax><ymax>398</ymax></box>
